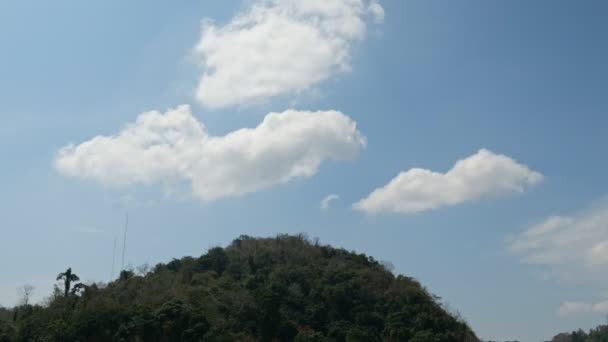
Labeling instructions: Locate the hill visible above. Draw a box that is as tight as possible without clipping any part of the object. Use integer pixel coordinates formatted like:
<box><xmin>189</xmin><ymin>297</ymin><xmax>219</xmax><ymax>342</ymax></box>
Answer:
<box><xmin>0</xmin><ymin>234</ymin><xmax>478</xmax><ymax>341</ymax></box>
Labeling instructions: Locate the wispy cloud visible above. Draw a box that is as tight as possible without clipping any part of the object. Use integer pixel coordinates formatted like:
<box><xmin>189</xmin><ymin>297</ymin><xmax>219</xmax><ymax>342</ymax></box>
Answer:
<box><xmin>354</xmin><ymin>149</ymin><xmax>542</xmax><ymax>214</ymax></box>
<box><xmin>194</xmin><ymin>0</ymin><xmax>384</xmax><ymax>108</ymax></box>
<box><xmin>508</xmin><ymin>198</ymin><xmax>608</xmax><ymax>274</ymax></box>
<box><xmin>74</xmin><ymin>226</ymin><xmax>107</xmax><ymax>235</ymax></box>
<box><xmin>320</xmin><ymin>194</ymin><xmax>340</xmax><ymax>210</ymax></box>
<box><xmin>368</xmin><ymin>1</ymin><xmax>385</xmax><ymax>23</ymax></box>
<box><xmin>55</xmin><ymin>105</ymin><xmax>366</xmax><ymax>201</ymax></box>
<box><xmin>508</xmin><ymin>198</ymin><xmax>608</xmax><ymax>318</ymax></box>
<box><xmin>559</xmin><ymin>299</ymin><xmax>608</xmax><ymax>317</ymax></box>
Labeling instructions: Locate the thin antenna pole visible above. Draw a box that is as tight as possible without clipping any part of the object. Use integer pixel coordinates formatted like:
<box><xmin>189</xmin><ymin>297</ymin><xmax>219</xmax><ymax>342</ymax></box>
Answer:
<box><xmin>111</xmin><ymin>237</ymin><xmax>117</xmax><ymax>279</ymax></box>
<box><xmin>121</xmin><ymin>213</ymin><xmax>129</xmax><ymax>270</ymax></box>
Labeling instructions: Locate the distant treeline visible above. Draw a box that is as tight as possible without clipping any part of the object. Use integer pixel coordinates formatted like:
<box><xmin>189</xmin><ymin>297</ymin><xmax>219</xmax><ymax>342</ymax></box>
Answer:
<box><xmin>550</xmin><ymin>325</ymin><xmax>608</xmax><ymax>342</ymax></box>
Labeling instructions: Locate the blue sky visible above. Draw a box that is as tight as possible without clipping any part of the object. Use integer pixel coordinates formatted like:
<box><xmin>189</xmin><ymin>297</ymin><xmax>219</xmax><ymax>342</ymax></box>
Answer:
<box><xmin>1</xmin><ymin>1</ymin><xmax>608</xmax><ymax>341</ymax></box>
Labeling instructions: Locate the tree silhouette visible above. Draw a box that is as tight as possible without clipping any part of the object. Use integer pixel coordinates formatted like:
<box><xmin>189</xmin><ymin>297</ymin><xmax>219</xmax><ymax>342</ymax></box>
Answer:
<box><xmin>56</xmin><ymin>268</ymin><xmax>80</xmax><ymax>297</ymax></box>
<box><xmin>69</xmin><ymin>283</ymin><xmax>87</xmax><ymax>296</ymax></box>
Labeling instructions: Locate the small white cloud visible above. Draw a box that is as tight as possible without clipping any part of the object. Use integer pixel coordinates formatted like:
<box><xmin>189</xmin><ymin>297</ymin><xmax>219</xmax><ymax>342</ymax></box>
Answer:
<box><xmin>55</xmin><ymin>105</ymin><xmax>366</xmax><ymax>201</ymax></box>
<box><xmin>194</xmin><ymin>0</ymin><xmax>384</xmax><ymax>108</ymax></box>
<box><xmin>508</xmin><ymin>198</ymin><xmax>608</xmax><ymax>273</ymax></box>
<box><xmin>353</xmin><ymin>149</ymin><xmax>542</xmax><ymax>214</ymax></box>
<box><xmin>321</xmin><ymin>194</ymin><xmax>340</xmax><ymax>210</ymax></box>
<box><xmin>559</xmin><ymin>299</ymin><xmax>608</xmax><ymax>317</ymax></box>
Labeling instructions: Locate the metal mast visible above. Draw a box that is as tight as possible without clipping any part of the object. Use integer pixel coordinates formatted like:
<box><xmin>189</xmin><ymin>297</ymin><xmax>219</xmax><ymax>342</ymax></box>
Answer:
<box><xmin>111</xmin><ymin>236</ymin><xmax>117</xmax><ymax>279</ymax></box>
<box><xmin>121</xmin><ymin>213</ymin><xmax>129</xmax><ymax>270</ymax></box>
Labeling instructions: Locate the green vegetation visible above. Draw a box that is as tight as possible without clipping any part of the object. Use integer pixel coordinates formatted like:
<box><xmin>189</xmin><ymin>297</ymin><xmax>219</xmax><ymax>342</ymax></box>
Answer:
<box><xmin>0</xmin><ymin>234</ymin><xmax>478</xmax><ymax>341</ymax></box>
<box><xmin>551</xmin><ymin>325</ymin><xmax>608</xmax><ymax>341</ymax></box>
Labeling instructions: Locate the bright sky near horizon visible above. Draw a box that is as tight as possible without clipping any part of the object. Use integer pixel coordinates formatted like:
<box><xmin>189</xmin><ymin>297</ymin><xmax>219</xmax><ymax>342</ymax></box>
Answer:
<box><xmin>1</xmin><ymin>1</ymin><xmax>607</xmax><ymax>341</ymax></box>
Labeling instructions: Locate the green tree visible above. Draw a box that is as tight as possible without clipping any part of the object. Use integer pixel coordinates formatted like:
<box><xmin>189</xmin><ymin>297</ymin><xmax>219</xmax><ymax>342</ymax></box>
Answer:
<box><xmin>56</xmin><ymin>267</ymin><xmax>80</xmax><ymax>297</ymax></box>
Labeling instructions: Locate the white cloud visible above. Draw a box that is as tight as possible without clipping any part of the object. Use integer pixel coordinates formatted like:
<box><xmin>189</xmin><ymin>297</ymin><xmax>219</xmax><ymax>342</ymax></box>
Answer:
<box><xmin>194</xmin><ymin>0</ymin><xmax>384</xmax><ymax>108</ymax></box>
<box><xmin>321</xmin><ymin>194</ymin><xmax>340</xmax><ymax>210</ymax></box>
<box><xmin>508</xmin><ymin>199</ymin><xmax>608</xmax><ymax>273</ymax></box>
<box><xmin>508</xmin><ymin>199</ymin><xmax>608</xmax><ymax>319</ymax></box>
<box><xmin>55</xmin><ymin>105</ymin><xmax>366</xmax><ymax>201</ymax></box>
<box><xmin>559</xmin><ymin>299</ymin><xmax>608</xmax><ymax>317</ymax></box>
<box><xmin>353</xmin><ymin>149</ymin><xmax>543</xmax><ymax>214</ymax></box>
<box><xmin>368</xmin><ymin>0</ymin><xmax>385</xmax><ymax>23</ymax></box>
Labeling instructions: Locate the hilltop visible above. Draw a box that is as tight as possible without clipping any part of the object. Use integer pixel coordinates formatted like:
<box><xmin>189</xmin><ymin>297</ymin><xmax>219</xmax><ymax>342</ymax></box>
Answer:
<box><xmin>0</xmin><ymin>234</ymin><xmax>477</xmax><ymax>341</ymax></box>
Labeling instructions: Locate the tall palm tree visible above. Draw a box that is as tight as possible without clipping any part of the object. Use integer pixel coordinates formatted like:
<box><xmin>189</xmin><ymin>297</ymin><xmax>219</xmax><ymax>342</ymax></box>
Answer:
<box><xmin>56</xmin><ymin>268</ymin><xmax>80</xmax><ymax>297</ymax></box>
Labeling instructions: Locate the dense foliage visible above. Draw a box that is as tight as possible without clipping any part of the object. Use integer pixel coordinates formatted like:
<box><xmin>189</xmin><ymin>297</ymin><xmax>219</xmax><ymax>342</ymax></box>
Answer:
<box><xmin>551</xmin><ymin>324</ymin><xmax>608</xmax><ymax>342</ymax></box>
<box><xmin>0</xmin><ymin>234</ymin><xmax>477</xmax><ymax>341</ymax></box>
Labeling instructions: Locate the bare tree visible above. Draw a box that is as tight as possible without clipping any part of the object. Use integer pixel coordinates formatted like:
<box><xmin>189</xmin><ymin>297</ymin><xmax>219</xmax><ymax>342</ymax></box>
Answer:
<box><xmin>17</xmin><ymin>284</ymin><xmax>34</xmax><ymax>306</ymax></box>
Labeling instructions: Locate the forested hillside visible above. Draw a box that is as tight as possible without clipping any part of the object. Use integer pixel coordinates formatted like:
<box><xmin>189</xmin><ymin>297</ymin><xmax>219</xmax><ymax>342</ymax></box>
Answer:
<box><xmin>0</xmin><ymin>235</ymin><xmax>477</xmax><ymax>341</ymax></box>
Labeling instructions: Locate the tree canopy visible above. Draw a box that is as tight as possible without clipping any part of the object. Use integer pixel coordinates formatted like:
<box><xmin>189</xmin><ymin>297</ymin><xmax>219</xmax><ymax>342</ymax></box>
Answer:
<box><xmin>550</xmin><ymin>325</ymin><xmax>608</xmax><ymax>342</ymax></box>
<box><xmin>0</xmin><ymin>234</ymin><xmax>478</xmax><ymax>341</ymax></box>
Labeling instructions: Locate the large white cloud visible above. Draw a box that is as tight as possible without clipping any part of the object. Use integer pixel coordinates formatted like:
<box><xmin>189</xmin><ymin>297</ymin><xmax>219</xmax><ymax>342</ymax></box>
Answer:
<box><xmin>194</xmin><ymin>0</ymin><xmax>384</xmax><ymax>108</ymax></box>
<box><xmin>353</xmin><ymin>149</ymin><xmax>543</xmax><ymax>214</ymax></box>
<box><xmin>55</xmin><ymin>105</ymin><xmax>366</xmax><ymax>201</ymax></box>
